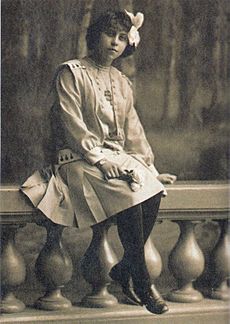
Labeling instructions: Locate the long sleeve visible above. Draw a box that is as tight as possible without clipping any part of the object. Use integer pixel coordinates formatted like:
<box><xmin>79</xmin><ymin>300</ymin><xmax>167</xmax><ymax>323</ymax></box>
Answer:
<box><xmin>55</xmin><ymin>66</ymin><xmax>105</xmax><ymax>164</ymax></box>
<box><xmin>124</xmin><ymin>84</ymin><xmax>155</xmax><ymax>167</ymax></box>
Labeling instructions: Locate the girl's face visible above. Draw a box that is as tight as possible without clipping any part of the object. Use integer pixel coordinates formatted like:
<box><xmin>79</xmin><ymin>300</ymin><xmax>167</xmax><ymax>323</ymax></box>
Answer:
<box><xmin>96</xmin><ymin>27</ymin><xmax>128</xmax><ymax>65</ymax></box>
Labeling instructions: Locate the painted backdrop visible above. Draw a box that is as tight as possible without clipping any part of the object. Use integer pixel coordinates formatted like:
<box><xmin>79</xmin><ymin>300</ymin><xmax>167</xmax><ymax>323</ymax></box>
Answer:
<box><xmin>2</xmin><ymin>0</ymin><xmax>229</xmax><ymax>183</ymax></box>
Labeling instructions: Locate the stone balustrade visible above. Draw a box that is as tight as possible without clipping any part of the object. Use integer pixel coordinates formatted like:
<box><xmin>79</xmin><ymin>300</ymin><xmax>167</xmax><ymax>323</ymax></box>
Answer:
<box><xmin>0</xmin><ymin>182</ymin><xmax>229</xmax><ymax>317</ymax></box>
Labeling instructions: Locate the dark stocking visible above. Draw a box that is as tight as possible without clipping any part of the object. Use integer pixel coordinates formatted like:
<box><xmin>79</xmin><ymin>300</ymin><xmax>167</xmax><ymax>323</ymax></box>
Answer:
<box><xmin>141</xmin><ymin>192</ymin><xmax>162</xmax><ymax>243</ymax></box>
<box><xmin>116</xmin><ymin>204</ymin><xmax>151</xmax><ymax>291</ymax></box>
<box><xmin>112</xmin><ymin>193</ymin><xmax>168</xmax><ymax>314</ymax></box>
<box><xmin>112</xmin><ymin>192</ymin><xmax>162</xmax><ymax>286</ymax></box>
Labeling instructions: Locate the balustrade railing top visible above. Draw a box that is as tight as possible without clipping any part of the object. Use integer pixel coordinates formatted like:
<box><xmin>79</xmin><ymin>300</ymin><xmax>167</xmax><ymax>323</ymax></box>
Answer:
<box><xmin>0</xmin><ymin>181</ymin><xmax>229</xmax><ymax>316</ymax></box>
<box><xmin>0</xmin><ymin>181</ymin><xmax>229</xmax><ymax>222</ymax></box>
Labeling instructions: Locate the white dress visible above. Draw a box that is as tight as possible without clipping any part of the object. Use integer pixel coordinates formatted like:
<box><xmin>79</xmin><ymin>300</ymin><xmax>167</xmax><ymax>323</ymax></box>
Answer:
<box><xmin>21</xmin><ymin>58</ymin><xmax>165</xmax><ymax>228</ymax></box>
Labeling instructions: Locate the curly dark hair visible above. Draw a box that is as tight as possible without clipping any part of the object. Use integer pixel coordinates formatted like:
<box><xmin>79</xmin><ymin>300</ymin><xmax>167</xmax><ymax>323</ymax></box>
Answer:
<box><xmin>86</xmin><ymin>10</ymin><xmax>135</xmax><ymax>58</ymax></box>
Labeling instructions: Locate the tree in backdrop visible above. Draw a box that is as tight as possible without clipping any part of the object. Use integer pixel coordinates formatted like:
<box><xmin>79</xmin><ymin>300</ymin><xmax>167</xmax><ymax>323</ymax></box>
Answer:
<box><xmin>2</xmin><ymin>0</ymin><xmax>229</xmax><ymax>182</ymax></box>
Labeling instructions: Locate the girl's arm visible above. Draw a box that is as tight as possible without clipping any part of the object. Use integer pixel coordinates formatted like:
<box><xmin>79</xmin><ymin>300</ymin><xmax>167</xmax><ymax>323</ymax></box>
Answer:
<box><xmin>123</xmin><ymin>83</ymin><xmax>155</xmax><ymax>166</ymax></box>
<box><xmin>55</xmin><ymin>66</ymin><xmax>105</xmax><ymax>165</ymax></box>
<box><xmin>123</xmin><ymin>80</ymin><xmax>176</xmax><ymax>184</ymax></box>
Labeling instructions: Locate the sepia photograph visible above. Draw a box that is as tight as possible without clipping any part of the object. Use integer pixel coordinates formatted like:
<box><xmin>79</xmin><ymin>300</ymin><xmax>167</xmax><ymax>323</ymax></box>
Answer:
<box><xmin>1</xmin><ymin>0</ymin><xmax>229</xmax><ymax>323</ymax></box>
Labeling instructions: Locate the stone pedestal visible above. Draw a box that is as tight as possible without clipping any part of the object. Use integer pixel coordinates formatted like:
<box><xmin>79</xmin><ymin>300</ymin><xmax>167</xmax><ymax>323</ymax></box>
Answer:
<box><xmin>209</xmin><ymin>219</ymin><xmax>230</xmax><ymax>300</ymax></box>
<box><xmin>0</xmin><ymin>225</ymin><xmax>26</xmax><ymax>313</ymax></box>
<box><xmin>167</xmin><ymin>220</ymin><xmax>205</xmax><ymax>302</ymax></box>
<box><xmin>34</xmin><ymin>221</ymin><xmax>73</xmax><ymax>310</ymax></box>
<box><xmin>81</xmin><ymin>221</ymin><xmax>119</xmax><ymax>307</ymax></box>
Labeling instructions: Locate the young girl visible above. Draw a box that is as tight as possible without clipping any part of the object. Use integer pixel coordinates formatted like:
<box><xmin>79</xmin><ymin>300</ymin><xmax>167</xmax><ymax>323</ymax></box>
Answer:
<box><xmin>22</xmin><ymin>10</ymin><xmax>176</xmax><ymax>314</ymax></box>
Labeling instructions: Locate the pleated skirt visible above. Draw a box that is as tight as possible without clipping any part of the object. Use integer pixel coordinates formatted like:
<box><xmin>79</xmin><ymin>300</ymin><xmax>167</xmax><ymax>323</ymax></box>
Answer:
<box><xmin>21</xmin><ymin>148</ymin><xmax>165</xmax><ymax>229</ymax></box>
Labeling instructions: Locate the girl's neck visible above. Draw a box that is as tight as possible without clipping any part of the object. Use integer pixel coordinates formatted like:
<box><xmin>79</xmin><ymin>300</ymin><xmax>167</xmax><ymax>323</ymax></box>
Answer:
<box><xmin>87</xmin><ymin>57</ymin><xmax>111</xmax><ymax>71</ymax></box>
<box><xmin>89</xmin><ymin>52</ymin><xmax>113</xmax><ymax>68</ymax></box>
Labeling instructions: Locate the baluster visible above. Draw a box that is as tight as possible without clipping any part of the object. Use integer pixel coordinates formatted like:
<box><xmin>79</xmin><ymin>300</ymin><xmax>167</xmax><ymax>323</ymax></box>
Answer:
<box><xmin>0</xmin><ymin>224</ymin><xmax>26</xmax><ymax>313</ymax></box>
<box><xmin>145</xmin><ymin>223</ymin><xmax>163</xmax><ymax>288</ymax></box>
<box><xmin>80</xmin><ymin>220</ymin><xmax>119</xmax><ymax>307</ymax></box>
<box><xmin>209</xmin><ymin>219</ymin><xmax>230</xmax><ymax>300</ymax></box>
<box><xmin>34</xmin><ymin>220</ymin><xmax>73</xmax><ymax>310</ymax></box>
<box><xmin>167</xmin><ymin>220</ymin><xmax>205</xmax><ymax>302</ymax></box>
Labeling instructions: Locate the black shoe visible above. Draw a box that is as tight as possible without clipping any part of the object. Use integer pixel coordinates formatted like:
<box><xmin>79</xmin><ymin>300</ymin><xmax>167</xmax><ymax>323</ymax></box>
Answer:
<box><xmin>134</xmin><ymin>285</ymin><xmax>169</xmax><ymax>314</ymax></box>
<box><xmin>109</xmin><ymin>264</ymin><xmax>141</xmax><ymax>305</ymax></box>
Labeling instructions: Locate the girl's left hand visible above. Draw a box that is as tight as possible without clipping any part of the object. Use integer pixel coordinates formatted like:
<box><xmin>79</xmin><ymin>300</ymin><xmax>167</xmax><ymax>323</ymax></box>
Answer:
<box><xmin>157</xmin><ymin>173</ymin><xmax>177</xmax><ymax>184</ymax></box>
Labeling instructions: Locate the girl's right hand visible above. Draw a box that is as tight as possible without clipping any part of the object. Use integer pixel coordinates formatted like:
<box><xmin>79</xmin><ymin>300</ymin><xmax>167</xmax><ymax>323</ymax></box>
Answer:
<box><xmin>96</xmin><ymin>159</ymin><xmax>125</xmax><ymax>180</ymax></box>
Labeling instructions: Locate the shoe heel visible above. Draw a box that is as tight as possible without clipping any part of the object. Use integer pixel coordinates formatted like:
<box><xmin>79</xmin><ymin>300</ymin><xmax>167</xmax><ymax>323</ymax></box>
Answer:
<box><xmin>133</xmin><ymin>287</ymin><xmax>169</xmax><ymax>315</ymax></box>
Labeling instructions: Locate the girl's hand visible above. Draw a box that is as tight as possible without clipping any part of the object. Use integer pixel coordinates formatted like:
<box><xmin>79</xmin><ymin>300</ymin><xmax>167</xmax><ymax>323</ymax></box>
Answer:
<box><xmin>157</xmin><ymin>173</ymin><xmax>177</xmax><ymax>184</ymax></box>
<box><xmin>96</xmin><ymin>159</ymin><xmax>125</xmax><ymax>180</ymax></box>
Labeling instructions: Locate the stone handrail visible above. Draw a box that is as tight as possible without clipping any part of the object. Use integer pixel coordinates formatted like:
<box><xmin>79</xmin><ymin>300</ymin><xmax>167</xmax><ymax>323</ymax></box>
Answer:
<box><xmin>0</xmin><ymin>182</ymin><xmax>229</xmax><ymax>313</ymax></box>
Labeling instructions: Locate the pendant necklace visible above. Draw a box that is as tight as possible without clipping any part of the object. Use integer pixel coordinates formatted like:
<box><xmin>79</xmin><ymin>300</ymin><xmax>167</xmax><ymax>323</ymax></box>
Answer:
<box><xmin>104</xmin><ymin>89</ymin><xmax>112</xmax><ymax>102</ymax></box>
<box><xmin>87</xmin><ymin>57</ymin><xmax>120</xmax><ymax>139</ymax></box>
<box><xmin>100</xmin><ymin>72</ymin><xmax>112</xmax><ymax>103</ymax></box>
<box><xmin>87</xmin><ymin>57</ymin><xmax>114</xmax><ymax>105</ymax></box>
<box><xmin>95</xmin><ymin>68</ymin><xmax>114</xmax><ymax>106</ymax></box>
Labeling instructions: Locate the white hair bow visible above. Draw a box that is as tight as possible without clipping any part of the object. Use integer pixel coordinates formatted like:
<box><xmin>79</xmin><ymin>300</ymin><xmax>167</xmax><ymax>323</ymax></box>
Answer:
<box><xmin>125</xmin><ymin>10</ymin><xmax>144</xmax><ymax>47</ymax></box>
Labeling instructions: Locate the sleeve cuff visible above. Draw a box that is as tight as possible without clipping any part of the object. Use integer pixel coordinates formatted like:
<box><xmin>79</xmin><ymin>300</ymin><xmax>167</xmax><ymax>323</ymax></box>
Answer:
<box><xmin>84</xmin><ymin>146</ymin><xmax>106</xmax><ymax>165</ymax></box>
